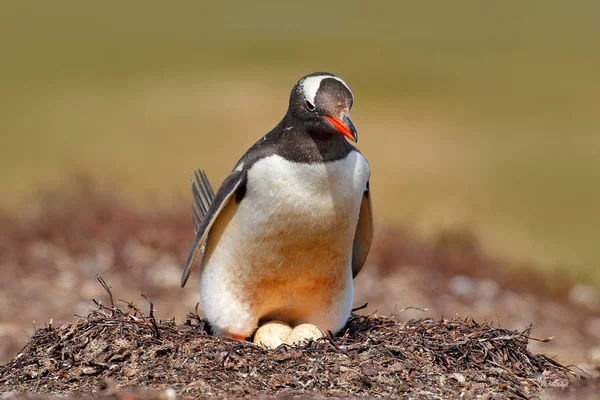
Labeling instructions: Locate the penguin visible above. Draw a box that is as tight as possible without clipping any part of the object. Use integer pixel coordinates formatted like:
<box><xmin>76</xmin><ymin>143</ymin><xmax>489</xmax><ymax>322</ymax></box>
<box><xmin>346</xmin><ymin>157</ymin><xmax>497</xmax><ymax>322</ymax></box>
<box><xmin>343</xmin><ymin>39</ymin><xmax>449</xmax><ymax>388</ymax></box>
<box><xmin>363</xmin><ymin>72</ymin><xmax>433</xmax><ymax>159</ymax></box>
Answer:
<box><xmin>181</xmin><ymin>72</ymin><xmax>373</xmax><ymax>340</ymax></box>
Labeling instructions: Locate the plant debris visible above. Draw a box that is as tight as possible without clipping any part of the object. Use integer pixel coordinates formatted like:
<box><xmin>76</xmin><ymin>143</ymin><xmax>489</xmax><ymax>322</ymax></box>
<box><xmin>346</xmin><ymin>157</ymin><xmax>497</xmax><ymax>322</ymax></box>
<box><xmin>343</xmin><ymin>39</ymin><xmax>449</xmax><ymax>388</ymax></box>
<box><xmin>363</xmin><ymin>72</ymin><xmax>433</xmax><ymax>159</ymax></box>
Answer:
<box><xmin>0</xmin><ymin>280</ymin><xmax>584</xmax><ymax>399</ymax></box>
<box><xmin>1</xmin><ymin>190</ymin><xmax>598</xmax><ymax>398</ymax></box>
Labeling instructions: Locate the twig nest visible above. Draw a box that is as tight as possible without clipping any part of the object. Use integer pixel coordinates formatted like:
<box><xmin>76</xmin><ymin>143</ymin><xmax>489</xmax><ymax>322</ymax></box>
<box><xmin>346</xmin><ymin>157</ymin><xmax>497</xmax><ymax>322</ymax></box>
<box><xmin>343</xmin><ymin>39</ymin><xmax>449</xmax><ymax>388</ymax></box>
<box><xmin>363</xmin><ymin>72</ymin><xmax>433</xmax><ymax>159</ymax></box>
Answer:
<box><xmin>286</xmin><ymin>323</ymin><xmax>325</xmax><ymax>345</ymax></box>
<box><xmin>253</xmin><ymin>321</ymin><xmax>292</xmax><ymax>349</ymax></box>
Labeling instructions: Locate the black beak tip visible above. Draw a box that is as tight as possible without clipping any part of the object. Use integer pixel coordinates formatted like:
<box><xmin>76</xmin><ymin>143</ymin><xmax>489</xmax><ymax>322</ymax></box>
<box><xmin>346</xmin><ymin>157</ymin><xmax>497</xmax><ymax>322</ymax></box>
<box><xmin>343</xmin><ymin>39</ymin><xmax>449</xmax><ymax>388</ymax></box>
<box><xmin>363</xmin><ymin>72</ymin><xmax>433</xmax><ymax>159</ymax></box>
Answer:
<box><xmin>343</xmin><ymin>114</ymin><xmax>358</xmax><ymax>142</ymax></box>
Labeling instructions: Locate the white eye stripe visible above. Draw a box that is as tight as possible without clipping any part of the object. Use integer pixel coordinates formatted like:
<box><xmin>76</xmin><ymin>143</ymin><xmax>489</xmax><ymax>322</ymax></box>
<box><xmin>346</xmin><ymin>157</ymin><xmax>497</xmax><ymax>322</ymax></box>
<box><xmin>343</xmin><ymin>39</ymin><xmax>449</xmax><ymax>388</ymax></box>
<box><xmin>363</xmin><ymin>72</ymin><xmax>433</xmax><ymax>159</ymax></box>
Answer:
<box><xmin>300</xmin><ymin>75</ymin><xmax>354</xmax><ymax>105</ymax></box>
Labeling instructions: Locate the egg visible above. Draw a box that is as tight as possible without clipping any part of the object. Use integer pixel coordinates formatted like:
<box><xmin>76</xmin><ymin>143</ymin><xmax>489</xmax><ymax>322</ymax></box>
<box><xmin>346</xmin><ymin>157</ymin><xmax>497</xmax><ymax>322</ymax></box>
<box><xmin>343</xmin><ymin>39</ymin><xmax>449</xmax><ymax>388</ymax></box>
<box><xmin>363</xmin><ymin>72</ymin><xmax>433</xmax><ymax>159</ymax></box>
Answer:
<box><xmin>286</xmin><ymin>323</ymin><xmax>325</xmax><ymax>345</ymax></box>
<box><xmin>252</xmin><ymin>321</ymin><xmax>292</xmax><ymax>349</ymax></box>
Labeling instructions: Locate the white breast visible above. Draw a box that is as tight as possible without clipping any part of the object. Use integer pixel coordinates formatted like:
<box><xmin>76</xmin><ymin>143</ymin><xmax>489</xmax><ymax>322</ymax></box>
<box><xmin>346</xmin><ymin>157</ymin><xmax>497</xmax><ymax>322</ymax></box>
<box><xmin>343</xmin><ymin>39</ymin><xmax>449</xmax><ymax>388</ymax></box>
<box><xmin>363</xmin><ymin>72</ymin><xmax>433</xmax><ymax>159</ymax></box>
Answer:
<box><xmin>242</xmin><ymin>151</ymin><xmax>370</xmax><ymax>237</ymax></box>
<box><xmin>199</xmin><ymin>151</ymin><xmax>370</xmax><ymax>336</ymax></box>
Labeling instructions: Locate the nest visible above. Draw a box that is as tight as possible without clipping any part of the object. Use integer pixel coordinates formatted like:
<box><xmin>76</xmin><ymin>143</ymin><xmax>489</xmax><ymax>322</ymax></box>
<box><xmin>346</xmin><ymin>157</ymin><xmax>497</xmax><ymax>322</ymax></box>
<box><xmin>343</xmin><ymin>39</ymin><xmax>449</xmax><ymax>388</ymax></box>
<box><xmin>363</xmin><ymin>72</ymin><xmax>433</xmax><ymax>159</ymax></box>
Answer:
<box><xmin>0</xmin><ymin>279</ymin><xmax>584</xmax><ymax>399</ymax></box>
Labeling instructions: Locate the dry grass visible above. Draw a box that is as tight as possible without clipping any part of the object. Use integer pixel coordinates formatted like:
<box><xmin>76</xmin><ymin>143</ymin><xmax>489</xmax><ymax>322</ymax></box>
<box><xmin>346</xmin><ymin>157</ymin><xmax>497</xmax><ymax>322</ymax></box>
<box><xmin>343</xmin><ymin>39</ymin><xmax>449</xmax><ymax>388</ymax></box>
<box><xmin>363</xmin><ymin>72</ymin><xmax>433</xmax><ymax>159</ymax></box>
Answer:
<box><xmin>0</xmin><ymin>278</ymin><xmax>583</xmax><ymax>399</ymax></box>
<box><xmin>0</xmin><ymin>189</ymin><xmax>599</xmax><ymax>398</ymax></box>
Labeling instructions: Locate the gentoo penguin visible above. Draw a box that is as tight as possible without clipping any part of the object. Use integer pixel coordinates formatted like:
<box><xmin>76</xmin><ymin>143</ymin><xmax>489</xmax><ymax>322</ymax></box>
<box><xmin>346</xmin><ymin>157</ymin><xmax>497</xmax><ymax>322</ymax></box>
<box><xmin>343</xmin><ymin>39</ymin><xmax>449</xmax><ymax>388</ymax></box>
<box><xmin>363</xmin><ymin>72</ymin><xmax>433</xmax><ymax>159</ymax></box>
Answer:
<box><xmin>181</xmin><ymin>72</ymin><xmax>373</xmax><ymax>340</ymax></box>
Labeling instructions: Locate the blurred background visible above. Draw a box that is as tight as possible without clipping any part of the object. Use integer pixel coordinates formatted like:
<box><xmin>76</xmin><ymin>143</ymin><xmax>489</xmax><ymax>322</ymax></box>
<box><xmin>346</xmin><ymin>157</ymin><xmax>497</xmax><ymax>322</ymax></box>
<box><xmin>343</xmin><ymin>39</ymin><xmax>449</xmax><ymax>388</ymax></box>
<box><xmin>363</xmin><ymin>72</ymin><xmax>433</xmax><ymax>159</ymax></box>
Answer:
<box><xmin>1</xmin><ymin>1</ymin><xmax>600</xmax><ymax>368</ymax></box>
<box><xmin>2</xmin><ymin>1</ymin><xmax>598</xmax><ymax>284</ymax></box>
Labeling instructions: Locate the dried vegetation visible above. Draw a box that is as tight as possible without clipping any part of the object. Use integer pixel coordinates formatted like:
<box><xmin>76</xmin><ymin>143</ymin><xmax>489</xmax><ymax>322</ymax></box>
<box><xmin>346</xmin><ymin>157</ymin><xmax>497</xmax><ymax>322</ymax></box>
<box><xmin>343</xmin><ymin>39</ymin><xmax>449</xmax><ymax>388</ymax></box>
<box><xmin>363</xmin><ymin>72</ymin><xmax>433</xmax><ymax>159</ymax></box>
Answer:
<box><xmin>0</xmin><ymin>278</ymin><xmax>585</xmax><ymax>399</ymax></box>
<box><xmin>1</xmin><ymin>187</ymin><xmax>599</xmax><ymax>398</ymax></box>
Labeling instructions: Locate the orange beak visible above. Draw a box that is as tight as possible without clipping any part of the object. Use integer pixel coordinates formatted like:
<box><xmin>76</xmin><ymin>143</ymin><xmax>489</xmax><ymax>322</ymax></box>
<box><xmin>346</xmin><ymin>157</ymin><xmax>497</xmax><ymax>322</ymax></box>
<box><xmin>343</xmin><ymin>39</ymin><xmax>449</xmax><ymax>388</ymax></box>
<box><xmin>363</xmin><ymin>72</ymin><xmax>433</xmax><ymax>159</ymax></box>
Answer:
<box><xmin>324</xmin><ymin>114</ymin><xmax>358</xmax><ymax>142</ymax></box>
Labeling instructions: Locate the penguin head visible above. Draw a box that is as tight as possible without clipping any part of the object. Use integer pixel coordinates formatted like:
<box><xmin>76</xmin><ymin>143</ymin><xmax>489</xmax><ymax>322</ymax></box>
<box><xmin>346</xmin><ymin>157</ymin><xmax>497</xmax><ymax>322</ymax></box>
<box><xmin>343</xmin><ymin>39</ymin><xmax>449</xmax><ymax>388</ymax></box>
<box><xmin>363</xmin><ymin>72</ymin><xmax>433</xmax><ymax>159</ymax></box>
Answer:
<box><xmin>288</xmin><ymin>72</ymin><xmax>358</xmax><ymax>142</ymax></box>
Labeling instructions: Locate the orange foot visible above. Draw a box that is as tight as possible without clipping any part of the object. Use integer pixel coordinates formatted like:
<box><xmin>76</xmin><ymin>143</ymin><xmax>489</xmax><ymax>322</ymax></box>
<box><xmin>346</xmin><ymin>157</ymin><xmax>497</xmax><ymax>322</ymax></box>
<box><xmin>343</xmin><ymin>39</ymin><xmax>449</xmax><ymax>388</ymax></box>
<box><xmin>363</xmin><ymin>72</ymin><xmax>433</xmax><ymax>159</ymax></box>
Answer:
<box><xmin>231</xmin><ymin>334</ymin><xmax>246</xmax><ymax>341</ymax></box>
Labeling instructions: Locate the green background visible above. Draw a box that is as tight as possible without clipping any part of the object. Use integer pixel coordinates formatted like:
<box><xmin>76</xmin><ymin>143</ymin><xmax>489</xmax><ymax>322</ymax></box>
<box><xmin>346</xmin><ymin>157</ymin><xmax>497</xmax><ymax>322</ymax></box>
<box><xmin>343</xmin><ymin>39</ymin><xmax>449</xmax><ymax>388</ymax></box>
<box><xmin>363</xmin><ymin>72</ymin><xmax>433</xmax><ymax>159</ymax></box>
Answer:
<box><xmin>1</xmin><ymin>1</ymin><xmax>598</xmax><ymax>284</ymax></box>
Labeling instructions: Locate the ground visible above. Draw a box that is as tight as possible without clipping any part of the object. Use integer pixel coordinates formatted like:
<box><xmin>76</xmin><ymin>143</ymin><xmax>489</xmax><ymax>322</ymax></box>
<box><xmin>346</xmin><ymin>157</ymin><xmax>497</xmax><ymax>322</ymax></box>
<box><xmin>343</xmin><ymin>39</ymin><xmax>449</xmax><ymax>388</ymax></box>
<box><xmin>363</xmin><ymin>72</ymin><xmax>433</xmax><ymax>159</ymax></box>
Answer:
<box><xmin>1</xmin><ymin>190</ymin><xmax>599</xmax><ymax>398</ymax></box>
<box><xmin>0</xmin><ymin>294</ymin><xmax>587</xmax><ymax>398</ymax></box>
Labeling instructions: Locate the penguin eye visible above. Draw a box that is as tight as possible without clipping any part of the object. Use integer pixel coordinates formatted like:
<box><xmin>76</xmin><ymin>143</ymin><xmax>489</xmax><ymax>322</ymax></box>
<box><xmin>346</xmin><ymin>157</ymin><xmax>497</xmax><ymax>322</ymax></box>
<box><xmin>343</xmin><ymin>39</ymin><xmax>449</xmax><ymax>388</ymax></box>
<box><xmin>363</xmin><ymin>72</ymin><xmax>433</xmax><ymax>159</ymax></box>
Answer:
<box><xmin>305</xmin><ymin>100</ymin><xmax>316</xmax><ymax>112</ymax></box>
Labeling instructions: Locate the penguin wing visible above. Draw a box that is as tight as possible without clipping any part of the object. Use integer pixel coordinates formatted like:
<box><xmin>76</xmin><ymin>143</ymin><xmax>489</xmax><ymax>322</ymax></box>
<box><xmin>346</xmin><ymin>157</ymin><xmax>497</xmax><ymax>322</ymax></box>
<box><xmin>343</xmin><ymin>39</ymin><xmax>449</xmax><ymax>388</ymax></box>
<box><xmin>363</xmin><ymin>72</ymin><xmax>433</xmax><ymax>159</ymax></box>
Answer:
<box><xmin>190</xmin><ymin>169</ymin><xmax>215</xmax><ymax>233</ymax></box>
<box><xmin>181</xmin><ymin>168</ymin><xmax>245</xmax><ymax>287</ymax></box>
<box><xmin>351</xmin><ymin>181</ymin><xmax>373</xmax><ymax>278</ymax></box>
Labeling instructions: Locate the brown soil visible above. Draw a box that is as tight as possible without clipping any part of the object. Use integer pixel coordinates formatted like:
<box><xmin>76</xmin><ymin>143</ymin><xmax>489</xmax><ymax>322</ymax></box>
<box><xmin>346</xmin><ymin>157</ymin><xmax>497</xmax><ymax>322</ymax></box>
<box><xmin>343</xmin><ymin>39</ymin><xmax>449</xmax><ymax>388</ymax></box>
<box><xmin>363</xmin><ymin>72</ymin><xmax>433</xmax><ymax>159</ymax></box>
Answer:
<box><xmin>1</xmin><ymin>188</ymin><xmax>599</xmax><ymax>398</ymax></box>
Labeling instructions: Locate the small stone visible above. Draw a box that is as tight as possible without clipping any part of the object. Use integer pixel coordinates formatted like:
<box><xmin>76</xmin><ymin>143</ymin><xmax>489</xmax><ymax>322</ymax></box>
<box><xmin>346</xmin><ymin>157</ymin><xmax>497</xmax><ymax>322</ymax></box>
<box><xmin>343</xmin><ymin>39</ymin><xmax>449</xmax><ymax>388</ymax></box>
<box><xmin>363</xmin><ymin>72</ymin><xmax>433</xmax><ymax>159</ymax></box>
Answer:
<box><xmin>477</xmin><ymin>279</ymin><xmax>501</xmax><ymax>299</ymax></box>
<box><xmin>568</xmin><ymin>284</ymin><xmax>600</xmax><ymax>312</ymax></box>
<box><xmin>587</xmin><ymin>346</ymin><xmax>600</xmax><ymax>364</ymax></box>
<box><xmin>162</xmin><ymin>387</ymin><xmax>177</xmax><ymax>400</ymax></box>
<box><xmin>82</xmin><ymin>366</ymin><xmax>99</xmax><ymax>375</ymax></box>
<box><xmin>286</xmin><ymin>323</ymin><xmax>324</xmax><ymax>345</ymax></box>
<box><xmin>448</xmin><ymin>275</ymin><xmax>476</xmax><ymax>297</ymax></box>
<box><xmin>585</xmin><ymin>317</ymin><xmax>600</xmax><ymax>339</ymax></box>
<box><xmin>253</xmin><ymin>321</ymin><xmax>292</xmax><ymax>349</ymax></box>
